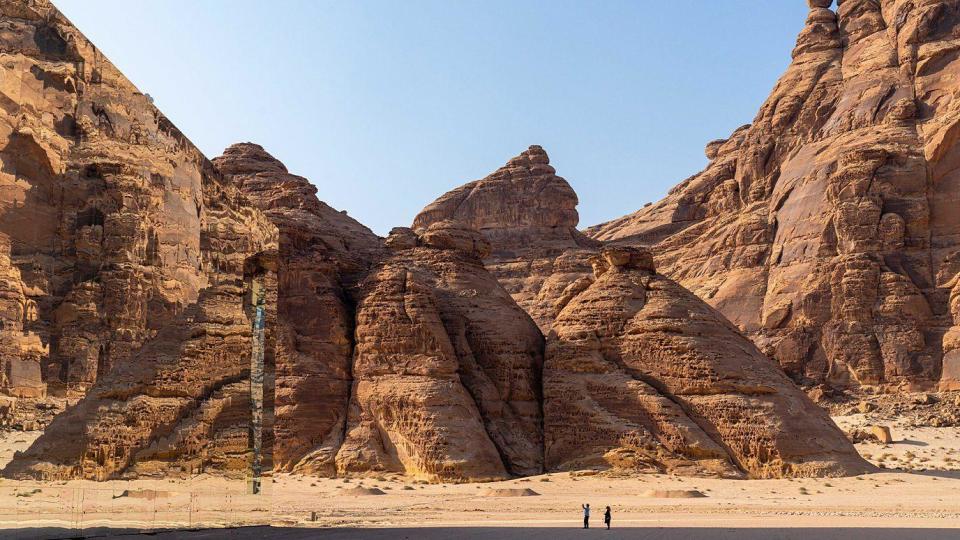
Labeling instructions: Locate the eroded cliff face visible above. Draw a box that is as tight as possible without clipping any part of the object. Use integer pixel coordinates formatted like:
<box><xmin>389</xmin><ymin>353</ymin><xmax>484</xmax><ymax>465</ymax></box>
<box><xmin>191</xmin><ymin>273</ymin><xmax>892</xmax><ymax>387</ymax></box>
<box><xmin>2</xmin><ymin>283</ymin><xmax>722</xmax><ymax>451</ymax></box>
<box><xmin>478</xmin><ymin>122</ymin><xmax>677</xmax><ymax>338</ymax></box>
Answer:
<box><xmin>413</xmin><ymin>146</ymin><xmax>599</xmax><ymax>333</ymax></box>
<box><xmin>213</xmin><ymin>143</ymin><xmax>382</xmax><ymax>475</ymax></box>
<box><xmin>0</xmin><ymin>232</ymin><xmax>45</xmax><ymax>398</ymax></box>
<box><xmin>544</xmin><ymin>246</ymin><xmax>872</xmax><ymax>478</ymax></box>
<box><xmin>1</xmin><ymin>0</ymin><xmax>222</xmax><ymax>395</ymax></box>
<box><xmin>0</xmin><ymin>1</ymin><xmax>280</xmax><ymax>480</ymax></box>
<box><xmin>336</xmin><ymin>222</ymin><xmax>544</xmax><ymax>481</ymax></box>
<box><xmin>0</xmin><ymin>0</ymin><xmax>875</xmax><ymax>482</ymax></box>
<box><xmin>588</xmin><ymin>0</ymin><xmax>960</xmax><ymax>393</ymax></box>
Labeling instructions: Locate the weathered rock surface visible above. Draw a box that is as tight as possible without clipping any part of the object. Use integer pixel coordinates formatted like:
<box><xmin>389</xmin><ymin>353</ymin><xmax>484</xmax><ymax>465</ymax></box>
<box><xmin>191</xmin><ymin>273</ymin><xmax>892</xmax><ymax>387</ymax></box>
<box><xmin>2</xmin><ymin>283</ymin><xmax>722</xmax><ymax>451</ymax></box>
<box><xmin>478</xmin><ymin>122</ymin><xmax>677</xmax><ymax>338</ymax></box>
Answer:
<box><xmin>0</xmin><ymin>0</ymin><xmax>876</xmax><ymax>483</ymax></box>
<box><xmin>0</xmin><ymin>0</ymin><xmax>279</xmax><ymax>480</ymax></box>
<box><xmin>335</xmin><ymin>222</ymin><xmax>544</xmax><ymax>481</ymax></box>
<box><xmin>544</xmin><ymin>246</ymin><xmax>872</xmax><ymax>478</ymax></box>
<box><xmin>413</xmin><ymin>146</ymin><xmax>599</xmax><ymax>332</ymax></box>
<box><xmin>213</xmin><ymin>143</ymin><xmax>382</xmax><ymax>475</ymax></box>
<box><xmin>0</xmin><ymin>232</ymin><xmax>46</xmax><ymax>398</ymax></box>
<box><xmin>587</xmin><ymin>1</ymin><xmax>960</xmax><ymax>393</ymax></box>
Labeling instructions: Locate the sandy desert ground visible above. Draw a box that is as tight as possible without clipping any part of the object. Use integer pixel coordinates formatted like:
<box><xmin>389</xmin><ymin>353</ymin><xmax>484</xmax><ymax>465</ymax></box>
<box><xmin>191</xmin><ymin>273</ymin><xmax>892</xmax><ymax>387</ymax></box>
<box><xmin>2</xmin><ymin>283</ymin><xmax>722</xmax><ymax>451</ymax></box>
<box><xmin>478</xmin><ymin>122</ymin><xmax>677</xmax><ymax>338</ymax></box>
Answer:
<box><xmin>1</xmin><ymin>410</ymin><xmax>958</xmax><ymax>539</ymax></box>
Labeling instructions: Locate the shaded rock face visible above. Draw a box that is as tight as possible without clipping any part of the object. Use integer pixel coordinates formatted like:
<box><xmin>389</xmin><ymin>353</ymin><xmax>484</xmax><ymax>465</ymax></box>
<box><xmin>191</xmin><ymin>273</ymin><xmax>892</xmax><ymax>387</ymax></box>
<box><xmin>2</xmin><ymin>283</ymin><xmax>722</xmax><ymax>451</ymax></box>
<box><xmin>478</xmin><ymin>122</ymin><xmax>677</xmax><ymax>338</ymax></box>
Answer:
<box><xmin>212</xmin><ymin>143</ymin><xmax>382</xmax><ymax>475</ymax></box>
<box><xmin>0</xmin><ymin>232</ymin><xmax>46</xmax><ymax>398</ymax></box>
<box><xmin>1</xmin><ymin>1</ymin><xmax>279</xmax><ymax>480</ymax></box>
<box><xmin>544</xmin><ymin>247</ymin><xmax>872</xmax><ymax>478</ymax></box>
<box><xmin>335</xmin><ymin>222</ymin><xmax>544</xmax><ymax>481</ymax></box>
<box><xmin>587</xmin><ymin>1</ymin><xmax>960</xmax><ymax>393</ymax></box>
<box><xmin>413</xmin><ymin>146</ymin><xmax>599</xmax><ymax>332</ymax></box>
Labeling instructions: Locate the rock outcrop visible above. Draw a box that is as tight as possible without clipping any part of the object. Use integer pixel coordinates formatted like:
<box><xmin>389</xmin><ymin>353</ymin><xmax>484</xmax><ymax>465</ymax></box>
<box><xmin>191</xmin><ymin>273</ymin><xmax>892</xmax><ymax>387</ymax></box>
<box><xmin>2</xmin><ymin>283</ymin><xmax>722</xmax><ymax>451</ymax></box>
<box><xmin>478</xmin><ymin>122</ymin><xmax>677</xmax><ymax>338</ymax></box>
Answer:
<box><xmin>0</xmin><ymin>0</ymin><xmax>875</xmax><ymax>483</ymax></box>
<box><xmin>213</xmin><ymin>143</ymin><xmax>382</xmax><ymax>475</ymax></box>
<box><xmin>335</xmin><ymin>222</ymin><xmax>544</xmax><ymax>481</ymax></box>
<box><xmin>413</xmin><ymin>146</ymin><xmax>599</xmax><ymax>332</ymax></box>
<box><xmin>588</xmin><ymin>1</ymin><xmax>960</xmax><ymax>393</ymax></box>
<box><xmin>1</xmin><ymin>0</ymin><xmax>279</xmax><ymax>480</ymax></box>
<box><xmin>544</xmin><ymin>246</ymin><xmax>871</xmax><ymax>478</ymax></box>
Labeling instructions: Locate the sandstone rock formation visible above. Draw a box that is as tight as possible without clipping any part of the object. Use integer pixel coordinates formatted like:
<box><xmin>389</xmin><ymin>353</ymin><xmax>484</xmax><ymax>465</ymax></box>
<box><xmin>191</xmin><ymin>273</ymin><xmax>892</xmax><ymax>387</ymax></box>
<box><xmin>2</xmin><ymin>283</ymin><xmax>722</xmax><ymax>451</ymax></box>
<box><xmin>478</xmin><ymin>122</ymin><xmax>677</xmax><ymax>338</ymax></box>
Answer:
<box><xmin>1</xmin><ymin>0</ymin><xmax>279</xmax><ymax>480</ymax></box>
<box><xmin>335</xmin><ymin>222</ymin><xmax>544</xmax><ymax>481</ymax></box>
<box><xmin>213</xmin><ymin>143</ymin><xmax>382</xmax><ymax>475</ymax></box>
<box><xmin>0</xmin><ymin>232</ymin><xmax>46</xmax><ymax>398</ymax></box>
<box><xmin>544</xmin><ymin>246</ymin><xmax>871</xmax><ymax>478</ymax></box>
<box><xmin>588</xmin><ymin>1</ymin><xmax>960</xmax><ymax>393</ymax></box>
<box><xmin>413</xmin><ymin>146</ymin><xmax>599</xmax><ymax>332</ymax></box>
<box><xmin>0</xmin><ymin>0</ymin><xmax>874</xmax><ymax>483</ymax></box>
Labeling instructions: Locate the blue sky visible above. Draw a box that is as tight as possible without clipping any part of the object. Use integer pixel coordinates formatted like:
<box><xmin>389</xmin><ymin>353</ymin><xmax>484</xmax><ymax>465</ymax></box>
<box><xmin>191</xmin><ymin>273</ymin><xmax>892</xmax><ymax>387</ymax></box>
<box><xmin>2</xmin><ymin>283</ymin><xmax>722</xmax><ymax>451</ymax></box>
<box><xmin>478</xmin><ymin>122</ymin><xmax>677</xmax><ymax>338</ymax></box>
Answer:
<box><xmin>56</xmin><ymin>1</ymin><xmax>810</xmax><ymax>235</ymax></box>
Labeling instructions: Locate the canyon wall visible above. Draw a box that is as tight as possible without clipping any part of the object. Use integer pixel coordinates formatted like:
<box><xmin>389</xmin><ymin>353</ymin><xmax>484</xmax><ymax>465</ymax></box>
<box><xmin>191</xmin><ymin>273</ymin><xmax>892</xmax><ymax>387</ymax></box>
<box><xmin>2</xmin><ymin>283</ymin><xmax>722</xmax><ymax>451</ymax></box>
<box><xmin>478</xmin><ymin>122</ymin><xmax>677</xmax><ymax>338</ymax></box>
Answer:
<box><xmin>0</xmin><ymin>0</ymin><xmax>279</xmax><ymax>480</ymax></box>
<box><xmin>588</xmin><ymin>0</ymin><xmax>960</xmax><ymax>393</ymax></box>
<box><xmin>1</xmin><ymin>0</ymin><xmax>873</xmax><ymax>481</ymax></box>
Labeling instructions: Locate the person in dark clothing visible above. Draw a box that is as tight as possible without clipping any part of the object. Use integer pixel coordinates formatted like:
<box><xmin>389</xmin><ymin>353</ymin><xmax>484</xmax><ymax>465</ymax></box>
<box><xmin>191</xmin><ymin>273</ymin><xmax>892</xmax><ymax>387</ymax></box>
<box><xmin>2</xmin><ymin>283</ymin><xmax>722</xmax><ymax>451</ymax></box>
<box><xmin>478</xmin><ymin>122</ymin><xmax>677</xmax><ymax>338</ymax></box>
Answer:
<box><xmin>604</xmin><ymin>506</ymin><xmax>611</xmax><ymax>530</ymax></box>
<box><xmin>582</xmin><ymin>503</ymin><xmax>590</xmax><ymax>529</ymax></box>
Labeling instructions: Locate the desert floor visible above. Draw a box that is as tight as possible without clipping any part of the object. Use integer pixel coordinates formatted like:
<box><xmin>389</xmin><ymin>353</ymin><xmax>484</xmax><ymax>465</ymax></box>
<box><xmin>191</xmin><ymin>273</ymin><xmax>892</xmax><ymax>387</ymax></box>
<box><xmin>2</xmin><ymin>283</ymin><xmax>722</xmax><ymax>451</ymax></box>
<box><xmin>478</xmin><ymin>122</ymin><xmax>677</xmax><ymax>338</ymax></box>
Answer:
<box><xmin>1</xmin><ymin>414</ymin><xmax>958</xmax><ymax>539</ymax></box>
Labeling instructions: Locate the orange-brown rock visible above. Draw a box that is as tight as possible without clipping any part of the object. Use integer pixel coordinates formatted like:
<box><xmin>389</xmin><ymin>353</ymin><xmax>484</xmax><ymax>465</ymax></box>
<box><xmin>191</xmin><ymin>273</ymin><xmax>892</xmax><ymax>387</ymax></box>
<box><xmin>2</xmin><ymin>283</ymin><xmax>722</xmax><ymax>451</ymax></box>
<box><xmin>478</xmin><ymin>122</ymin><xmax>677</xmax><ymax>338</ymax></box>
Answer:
<box><xmin>335</xmin><ymin>222</ymin><xmax>544</xmax><ymax>481</ymax></box>
<box><xmin>213</xmin><ymin>143</ymin><xmax>382</xmax><ymax>475</ymax></box>
<box><xmin>413</xmin><ymin>146</ymin><xmax>599</xmax><ymax>332</ymax></box>
<box><xmin>0</xmin><ymin>0</ymin><xmax>879</xmax><ymax>483</ymax></box>
<box><xmin>0</xmin><ymin>232</ymin><xmax>46</xmax><ymax>398</ymax></box>
<box><xmin>1</xmin><ymin>0</ymin><xmax>279</xmax><ymax>480</ymax></box>
<box><xmin>588</xmin><ymin>2</ymin><xmax>960</xmax><ymax>393</ymax></box>
<box><xmin>544</xmin><ymin>246</ymin><xmax>872</xmax><ymax>478</ymax></box>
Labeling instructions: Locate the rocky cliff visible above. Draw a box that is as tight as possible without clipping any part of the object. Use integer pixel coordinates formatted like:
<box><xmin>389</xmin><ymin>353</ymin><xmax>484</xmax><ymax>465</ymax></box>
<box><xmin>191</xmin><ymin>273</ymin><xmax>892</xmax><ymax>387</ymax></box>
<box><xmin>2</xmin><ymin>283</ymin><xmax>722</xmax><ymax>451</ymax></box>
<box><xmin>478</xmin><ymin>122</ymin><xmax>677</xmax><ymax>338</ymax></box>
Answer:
<box><xmin>413</xmin><ymin>146</ymin><xmax>598</xmax><ymax>332</ymax></box>
<box><xmin>213</xmin><ymin>143</ymin><xmax>382</xmax><ymax>475</ymax></box>
<box><xmin>1</xmin><ymin>0</ymin><xmax>279</xmax><ymax>480</ymax></box>
<box><xmin>545</xmin><ymin>246</ymin><xmax>871</xmax><ymax>478</ymax></box>
<box><xmin>336</xmin><ymin>222</ymin><xmax>544</xmax><ymax>481</ymax></box>
<box><xmin>588</xmin><ymin>0</ymin><xmax>960</xmax><ymax>393</ymax></box>
<box><xmin>1</xmin><ymin>0</ymin><xmax>873</xmax><ymax>482</ymax></box>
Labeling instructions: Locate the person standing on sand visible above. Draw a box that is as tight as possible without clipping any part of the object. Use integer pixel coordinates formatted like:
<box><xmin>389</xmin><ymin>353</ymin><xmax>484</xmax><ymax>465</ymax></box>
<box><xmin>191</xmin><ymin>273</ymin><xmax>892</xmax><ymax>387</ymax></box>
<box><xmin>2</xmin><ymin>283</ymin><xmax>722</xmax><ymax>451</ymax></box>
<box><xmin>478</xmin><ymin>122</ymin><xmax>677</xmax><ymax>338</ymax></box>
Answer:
<box><xmin>582</xmin><ymin>503</ymin><xmax>590</xmax><ymax>529</ymax></box>
<box><xmin>604</xmin><ymin>506</ymin><xmax>611</xmax><ymax>530</ymax></box>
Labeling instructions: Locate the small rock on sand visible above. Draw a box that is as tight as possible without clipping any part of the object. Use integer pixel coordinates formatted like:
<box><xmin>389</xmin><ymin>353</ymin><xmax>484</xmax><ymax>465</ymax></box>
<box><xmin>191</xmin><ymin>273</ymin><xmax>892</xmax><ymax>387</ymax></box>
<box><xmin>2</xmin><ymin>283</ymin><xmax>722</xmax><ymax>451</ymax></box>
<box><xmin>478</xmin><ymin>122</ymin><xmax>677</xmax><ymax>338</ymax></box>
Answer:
<box><xmin>870</xmin><ymin>425</ymin><xmax>893</xmax><ymax>444</ymax></box>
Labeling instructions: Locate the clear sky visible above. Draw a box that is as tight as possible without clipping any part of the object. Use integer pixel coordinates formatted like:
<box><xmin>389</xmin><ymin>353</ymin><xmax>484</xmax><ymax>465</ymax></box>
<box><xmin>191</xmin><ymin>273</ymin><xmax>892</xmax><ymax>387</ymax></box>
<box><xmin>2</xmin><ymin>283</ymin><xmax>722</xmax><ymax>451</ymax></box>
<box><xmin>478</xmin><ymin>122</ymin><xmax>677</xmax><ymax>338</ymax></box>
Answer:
<box><xmin>55</xmin><ymin>1</ymin><xmax>811</xmax><ymax>235</ymax></box>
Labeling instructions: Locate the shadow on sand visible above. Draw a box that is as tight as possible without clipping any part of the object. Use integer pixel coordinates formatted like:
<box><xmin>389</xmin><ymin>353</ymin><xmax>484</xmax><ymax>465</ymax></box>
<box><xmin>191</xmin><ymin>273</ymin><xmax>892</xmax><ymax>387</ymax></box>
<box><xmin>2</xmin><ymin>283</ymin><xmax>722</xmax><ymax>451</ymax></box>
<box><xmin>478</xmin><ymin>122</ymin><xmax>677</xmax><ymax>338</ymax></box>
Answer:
<box><xmin>5</xmin><ymin>526</ymin><xmax>960</xmax><ymax>540</ymax></box>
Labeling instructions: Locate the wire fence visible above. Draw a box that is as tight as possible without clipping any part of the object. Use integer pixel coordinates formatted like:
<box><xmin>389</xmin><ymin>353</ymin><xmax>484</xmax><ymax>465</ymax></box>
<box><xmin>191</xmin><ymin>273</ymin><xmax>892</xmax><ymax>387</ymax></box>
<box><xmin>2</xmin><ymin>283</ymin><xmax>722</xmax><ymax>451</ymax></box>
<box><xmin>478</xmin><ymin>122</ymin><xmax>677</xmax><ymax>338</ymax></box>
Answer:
<box><xmin>0</xmin><ymin>483</ymin><xmax>275</xmax><ymax>537</ymax></box>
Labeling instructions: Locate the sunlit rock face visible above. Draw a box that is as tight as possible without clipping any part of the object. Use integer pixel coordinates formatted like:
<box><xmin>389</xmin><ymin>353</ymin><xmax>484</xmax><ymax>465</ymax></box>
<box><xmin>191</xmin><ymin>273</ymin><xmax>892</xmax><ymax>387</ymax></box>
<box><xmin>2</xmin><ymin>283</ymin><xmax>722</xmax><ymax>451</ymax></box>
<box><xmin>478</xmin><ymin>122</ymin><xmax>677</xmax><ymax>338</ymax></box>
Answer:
<box><xmin>0</xmin><ymin>0</ymin><xmax>881</xmax><ymax>483</ymax></box>
<box><xmin>0</xmin><ymin>0</ymin><xmax>279</xmax><ymax>480</ymax></box>
<box><xmin>213</xmin><ymin>142</ymin><xmax>382</xmax><ymax>475</ymax></box>
<box><xmin>413</xmin><ymin>145</ymin><xmax>599</xmax><ymax>333</ymax></box>
<box><xmin>543</xmin><ymin>246</ymin><xmax>872</xmax><ymax>479</ymax></box>
<box><xmin>335</xmin><ymin>222</ymin><xmax>544</xmax><ymax>482</ymax></box>
<box><xmin>588</xmin><ymin>1</ymin><xmax>960</xmax><ymax>393</ymax></box>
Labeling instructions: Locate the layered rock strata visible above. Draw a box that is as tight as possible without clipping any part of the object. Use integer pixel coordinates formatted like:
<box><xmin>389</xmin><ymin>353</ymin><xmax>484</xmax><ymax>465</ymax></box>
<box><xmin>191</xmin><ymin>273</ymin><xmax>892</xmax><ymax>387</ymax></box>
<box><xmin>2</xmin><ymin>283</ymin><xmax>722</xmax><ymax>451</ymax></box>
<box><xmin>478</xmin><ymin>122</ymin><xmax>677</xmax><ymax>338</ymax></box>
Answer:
<box><xmin>0</xmin><ymin>0</ymin><xmax>280</xmax><ymax>480</ymax></box>
<box><xmin>213</xmin><ymin>143</ymin><xmax>382</xmax><ymax>474</ymax></box>
<box><xmin>1</xmin><ymin>0</ymin><xmax>877</xmax><ymax>482</ymax></box>
<box><xmin>0</xmin><ymin>232</ymin><xmax>46</xmax><ymax>398</ymax></box>
<box><xmin>335</xmin><ymin>222</ymin><xmax>544</xmax><ymax>481</ymax></box>
<box><xmin>413</xmin><ymin>146</ymin><xmax>599</xmax><ymax>332</ymax></box>
<box><xmin>588</xmin><ymin>1</ymin><xmax>960</xmax><ymax>393</ymax></box>
<box><xmin>544</xmin><ymin>246</ymin><xmax>872</xmax><ymax>478</ymax></box>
